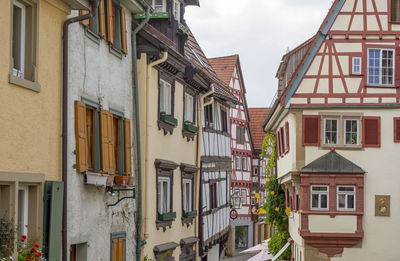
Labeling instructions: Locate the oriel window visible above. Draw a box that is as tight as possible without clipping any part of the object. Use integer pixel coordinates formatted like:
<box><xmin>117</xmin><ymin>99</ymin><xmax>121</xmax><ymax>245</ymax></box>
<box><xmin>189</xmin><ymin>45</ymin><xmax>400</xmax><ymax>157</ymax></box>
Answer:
<box><xmin>310</xmin><ymin>185</ymin><xmax>329</xmax><ymax>210</ymax></box>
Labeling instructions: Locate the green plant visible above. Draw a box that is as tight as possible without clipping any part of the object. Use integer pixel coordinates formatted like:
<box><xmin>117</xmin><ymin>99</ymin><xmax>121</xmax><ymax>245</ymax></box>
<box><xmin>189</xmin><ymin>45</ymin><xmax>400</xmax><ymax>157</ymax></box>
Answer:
<box><xmin>268</xmin><ymin>231</ymin><xmax>291</xmax><ymax>260</ymax></box>
<box><xmin>0</xmin><ymin>215</ymin><xmax>15</xmax><ymax>258</ymax></box>
<box><xmin>144</xmin><ymin>251</ymin><xmax>172</xmax><ymax>261</ymax></box>
<box><xmin>225</xmin><ymin>249</ymin><xmax>233</xmax><ymax>257</ymax></box>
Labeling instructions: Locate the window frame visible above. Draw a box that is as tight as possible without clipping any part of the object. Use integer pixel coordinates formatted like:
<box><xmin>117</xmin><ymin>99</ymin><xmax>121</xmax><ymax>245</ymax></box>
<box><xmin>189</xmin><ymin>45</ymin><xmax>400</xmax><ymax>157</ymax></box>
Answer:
<box><xmin>173</xmin><ymin>0</ymin><xmax>180</xmax><ymax>22</ymax></box>
<box><xmin>235</xmin><ymin>156</ymin><xmax>241</xmax><ymax>170</ymax></box>
<box><xmin>366</xmin><ymin>48</ymin><xmax>395</xmax><ymax>87</ymax></box>
<box><xmin>221</xmin><ymin>107</ymin><xmax>228</xmax><ymax>133</ymax></box>
<box><xmin>320</xmin><ymin>114</ymin><xmax>362</xmax><ymax>149</ymax></box>
<box><xmin>204</xmin><ymin>103</ymin><xmax>213</xmax><ymax>128</ymax></box>
<box><xmin>344</xmin><ymin>119</ymin><xmax>360</xmax><ymax>145</ymax></box>
<box><xmin>110</xmin><ymin>232</ymin><xmax>126</xmax><ymax>261</ymax></box>
<box><xmin>182</xmin><ymin>178</ymin><xmax>193</xmax><ymax>213</ymax></box>
<box><xmin>158</xmin><ymin>176</ymin><xmax>171</xmax><ymax>214</ymax></box>
<box><xmin>17</xmin><ymin>186</ymin><xmax>29</xmax><ymax>238</ymax></box>
<box><xmin>152</xmin><ymin>0</ymin><xmax>167</xmax><ymax>12</ymax></box>
<box><xmin>323</xmin><ymin>118</ymin><xmax>339</xmax><ymax>145</ymax></box>
<box><xmin>159</xmin><ymin>79</ymin><xmax>172</xmax><ymax>115</ymax></box>
<box><xmin>241</xmin><ymin>157</ymin><xmax>247</xmax><ymax>171</ymax></box>
<box><xmin>184</xmin><ymin>92</ymin><xmax>194</xmax><ymax>123</ymax></box>
<box><xmin>310</xmin><ymin>185</ymin><xmax>329</xmax><ymax>211</ymax></box>
<box><xmin>337</xmin><ymin>185</ymin><xmax>356</xmax><ymax>211</ymax></box>
<box><xmin>352</xmin><ymin>57</ymin><xmax>362</xmax><ymax>75</ymax></box>
<box><xmin>12</xmin><ymin>0</ymin><xmax>26</xmax><ymax>79</ymax></box>
<box><xmin>236</xmin><ymin>126</ymin><xmax>245</xmax><ymax>144</ymax></box>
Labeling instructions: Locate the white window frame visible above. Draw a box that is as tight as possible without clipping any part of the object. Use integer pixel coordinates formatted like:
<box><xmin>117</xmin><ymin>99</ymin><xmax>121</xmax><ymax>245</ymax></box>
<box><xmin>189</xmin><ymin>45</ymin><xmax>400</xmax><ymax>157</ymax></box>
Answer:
<box><xmin>182</xmin><ymin>179</ymin><xmax>192</xmax><ymax>212</ymax></box>
<box><xmin>184</xmin><ymin>93</ymin><xmax>194</xmax><ymax>123</ymax></box>
<box><xmin>352</xmin><ymin>57</ymin><xmax>361</xmax><ymax>74</ymax></box>
<box><xmin>235</xmin><ymin>156</ymin><xmax>241</xmax><ymax>170</ymax></box>
<box><xmin>18</xmin><ymin>186</ymin><xmax>29</xmax><ymax>237</ymax></box>
<box><xmin>310</xmin><ymin>185</ymin><xmax>329</xmax><ymax>211</ymax></box>
<box><xmin>158</xmin><ymin>177</ymin><xmax>170</xmax><ymax>214</ymax></box>
<box><xmin>337</xmin><ymin>185</ymin><xmax>356</xmax><ymax>211</ymax></box>
<box><xmin>323</xmin><ymin>118</ymin><xmax>339</xmax><ymax>145</ymax></box>
<box><xmin>160</xmin><ymin>79</ymin><xmax>172</xmax><ymax>115</ymax></box>
<box><xmin>12</xmin><ymin>0</ymin><xmax>26</xmax><ymax>79</ymax></box>
<box><xmin>152</xmin><ymin>0</ymin><xmax>166</xmax><ymax>12</ymax></box>
<box><xmin>173</xmin><ymin>0</ymin><xmax>180</xmax><ymax>22</ymax></box>
<box><xmin>344</xmin><ymin>119</ymin><xmax>359</xmax><ymax>145</ymax></box>
<box><xmin>241</xmin><ymin>188</ymin><xmax>247</xmax><ymax>204</ymax></box>
<box><xmin>367</xmin><ymin>48</ymin><xmax>395</xmax><ymax>86</ymax></box>
<box><xmin>242</xmin><ymin>157</ymin><xmax>247</xmax><ymax>171</ymax></box>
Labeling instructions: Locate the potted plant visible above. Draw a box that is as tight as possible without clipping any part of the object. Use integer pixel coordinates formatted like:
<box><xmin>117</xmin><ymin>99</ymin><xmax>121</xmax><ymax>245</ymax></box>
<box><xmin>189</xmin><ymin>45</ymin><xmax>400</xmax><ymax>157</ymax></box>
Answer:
<box><xmin>114</xmin><ymin>175</ymin><xmax>129</xmax><ymax>185</ymax></box>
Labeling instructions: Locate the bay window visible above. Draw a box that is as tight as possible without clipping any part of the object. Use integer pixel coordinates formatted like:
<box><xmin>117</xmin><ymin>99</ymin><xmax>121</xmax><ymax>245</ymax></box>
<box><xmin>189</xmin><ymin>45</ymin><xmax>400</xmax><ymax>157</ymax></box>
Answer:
<box><xmin>311</xmin><ymin>185</ymin><xmax>329</xmax><ymax>210</ymax></box>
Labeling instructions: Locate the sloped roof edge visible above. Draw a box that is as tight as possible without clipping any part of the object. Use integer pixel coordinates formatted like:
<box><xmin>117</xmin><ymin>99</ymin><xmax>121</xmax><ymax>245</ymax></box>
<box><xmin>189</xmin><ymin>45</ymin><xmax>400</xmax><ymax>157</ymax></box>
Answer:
<box><xmin>301</xmin><ymin>151</ymin><xmax>365</xmax><ymax>174</ymax></box>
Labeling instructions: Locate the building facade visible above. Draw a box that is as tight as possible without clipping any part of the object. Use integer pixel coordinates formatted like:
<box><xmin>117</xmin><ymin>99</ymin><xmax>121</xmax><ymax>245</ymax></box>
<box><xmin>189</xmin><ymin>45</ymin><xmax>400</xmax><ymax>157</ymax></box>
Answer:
<box><xmin>209</xmin><ymin>55</ymin><xmax>254</xmax><ymax>254</ymax></box>
<box><xmin>264</xmin><ymin>0</ymin><xmax>400</xmax><ymax>260</ymax></box>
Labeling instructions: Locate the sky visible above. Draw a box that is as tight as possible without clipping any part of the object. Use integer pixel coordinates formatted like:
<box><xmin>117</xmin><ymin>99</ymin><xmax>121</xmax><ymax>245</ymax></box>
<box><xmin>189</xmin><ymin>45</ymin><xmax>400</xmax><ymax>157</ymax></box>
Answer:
<box><xmin>185</xmin><ymin>0</ymin><xmax>334</xmax><ymax>108</ymax></box>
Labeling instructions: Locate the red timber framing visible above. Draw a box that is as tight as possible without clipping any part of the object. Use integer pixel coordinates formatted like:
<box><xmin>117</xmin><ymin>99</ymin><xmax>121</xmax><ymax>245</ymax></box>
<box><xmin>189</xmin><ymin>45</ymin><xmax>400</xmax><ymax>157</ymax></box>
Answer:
<box><xmin>299</xmin><ymin>172</ymin><xmax>364</xmax><ymax>257</ymax></box>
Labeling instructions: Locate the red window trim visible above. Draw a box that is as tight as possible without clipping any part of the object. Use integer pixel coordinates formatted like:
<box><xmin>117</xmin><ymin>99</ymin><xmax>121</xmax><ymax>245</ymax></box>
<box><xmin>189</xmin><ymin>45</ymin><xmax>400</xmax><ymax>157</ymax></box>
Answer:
<box><xmin>362</xmin><ymin>116</ymin><xmax>381</xmax><ymax>147</ymax></box>
<box><xmin>302</xmin><ymin>115</ymin><xmax>321</xmax><ymax>146</ymax></box>
<box><xmin>394</xmin><ymin>117</ymin><xmax>400</xmax><ymax>142</ymax></box>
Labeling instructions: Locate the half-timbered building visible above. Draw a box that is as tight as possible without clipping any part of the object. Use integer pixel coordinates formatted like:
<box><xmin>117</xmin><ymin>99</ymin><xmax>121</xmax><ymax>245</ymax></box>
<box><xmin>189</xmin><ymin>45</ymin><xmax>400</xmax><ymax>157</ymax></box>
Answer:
<box><xmin>263</xmin><ymin>0</ymin><xmax>400</xmax><ymax>260</ymax></box>
<box><xmin>209</xmin><ymin>55</ymin><xmax>254</xmax><ymax>254</ymax></box>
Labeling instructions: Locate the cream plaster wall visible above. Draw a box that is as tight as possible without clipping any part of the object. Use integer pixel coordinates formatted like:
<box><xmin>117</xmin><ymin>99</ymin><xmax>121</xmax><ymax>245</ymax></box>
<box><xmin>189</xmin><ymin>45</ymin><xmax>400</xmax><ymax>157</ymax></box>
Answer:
<box><xmin>0</xmin><ymin>0</ymin><xmax>69</xmax><ymax>181</ymax></box>
<box><xmin>276</xmin><ymin>113</ymin><xmax>298</xmax><ymax>178</ymax></box>
<box><xmin>137</xmin><ymin>54</ymin><xmax>198</xmax><ymax>260</ymax></box>
<box><xmin>308</xmin><ymin>215</ymin><xmax>357</xmax><ymax>234</ymax></box>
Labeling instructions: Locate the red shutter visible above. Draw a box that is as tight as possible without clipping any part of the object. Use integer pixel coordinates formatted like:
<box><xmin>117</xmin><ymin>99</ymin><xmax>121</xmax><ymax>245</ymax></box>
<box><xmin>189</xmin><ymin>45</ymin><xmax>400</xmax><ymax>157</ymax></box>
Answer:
<box><xmin>362</xmin><ymin>116</ymin><xmax>381</xmax><ymax>147</ymax></box>
<box><xmin>279</xmin><ymin>128</ymin><xmax>283</xmax><ymax>156</ymax></box>
<box><xmin>302</xmin><ymin>115</ymin><xmax>321</xmax><ymax>146</ymax></box>
<box><xmin>285</xmin><ymin>122</ymin><xmax>290</xmax><ymax>153</ymax></box>
<box><xmin>275</xmin><ymin>131</ymin><xmax>280</xmax><ymax>157</ymax></box>
<box><xmin>396</xmin><ymin>47</ymin><xmax>400</xmax><ymax>87</ymax></box>
<box><xmin>280</xmin><ymin>127</ymin><xmax>284</xmax><ymax>155</ymax></box>
<box><xmin>394</xmin><ymin>117</ymin><xmax>400</xmax><ymax>142</ymax></box>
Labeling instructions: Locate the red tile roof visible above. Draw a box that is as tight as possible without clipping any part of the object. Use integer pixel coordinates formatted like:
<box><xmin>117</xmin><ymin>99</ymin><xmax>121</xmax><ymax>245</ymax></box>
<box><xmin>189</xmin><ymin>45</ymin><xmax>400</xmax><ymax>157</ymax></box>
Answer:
<box><xmin>208</xmin><ymin>55</ymin><xmax>239</xmax><ymax>86</ymax></box>
<box><xmin>248</xmin><ymin>108</ymin><xmax>270</xmax><ymax>151</ymax></box>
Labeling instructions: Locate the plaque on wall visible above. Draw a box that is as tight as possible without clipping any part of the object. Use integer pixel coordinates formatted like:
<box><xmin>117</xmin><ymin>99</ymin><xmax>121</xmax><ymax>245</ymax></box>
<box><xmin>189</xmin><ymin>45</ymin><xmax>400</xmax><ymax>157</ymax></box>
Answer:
<box><xmin>375</xmin><ymin>195</ymin><xmax>390</xmax><ymax>217</ymax></box>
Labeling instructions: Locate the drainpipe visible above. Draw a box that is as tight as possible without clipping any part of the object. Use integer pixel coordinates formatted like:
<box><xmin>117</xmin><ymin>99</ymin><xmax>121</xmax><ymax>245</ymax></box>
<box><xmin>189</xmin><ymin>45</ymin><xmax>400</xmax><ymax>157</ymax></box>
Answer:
<box><xmin>131</xmin><ymin>3</ymin><xmax>151</xmax><ymax>261</ymax></box>
<box><xmin>62</xmin><ymin>1</ymin><xmax>99</xmax><ymax>261</ymax></box>
<box><xmin>196</xmin><ymin>84</ymin><xmax>215</xmax><ymax>259</ymax></box>
<box><xmin>144</xmin><ymin>51</ymin><xmax>168</xmax><ymax>240</ymax></box>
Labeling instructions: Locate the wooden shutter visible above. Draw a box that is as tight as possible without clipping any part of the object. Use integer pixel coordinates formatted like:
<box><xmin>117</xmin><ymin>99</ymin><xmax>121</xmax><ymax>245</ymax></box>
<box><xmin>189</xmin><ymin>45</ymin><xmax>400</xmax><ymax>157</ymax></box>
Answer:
<box><xmin>99</xmin><ymin>0</ymin><xmax>106</xmax><ymax>38</ymax></box>
<box><xmin>106</xmin><ymin>0</ymin><xmax>114</xmax><ymax>44</ymax></box>
<box><xmin>285</xmin><ymin>122</ymin><xmax>290</xmax><ymax>153</ymax></box>
<box><xmin>302</xmin><ymin>115</ymin><xmax>321</xmax><ymax>146</ymax></box>
<box><xmin>280</xmin><ymin>127</ymin><xmax>284</xmax><ymax>155</ymax></box>
<box><xmin>396</xmin><ymin>47</ymin><xmax>400</xmax><ymax>87</ymax></box>
<box><xmin>75</xmin><ymin>101</ymin><xmax>88</xmax><ymax>172</ymax></box>
<box><xmin>394</xmin><ymin>117</ymin><xmax>400</xmax><ymax>142</ymax></box>
<box><xmin>79</xmin><ymin>10</ymin><xmax>90</xmax><ymax>26</ymax></box>
<box><xmin>120</xmin><ymin>7</ymin><xmax>128</xmax><ymax>54</ymax></box>
<box><xmin>124</xmin><ymin>119</ymin><xmax>132</xmax><ymax>175</ymax></box>
<box><xmin>100</xmin><ymin>109</ymin><xmax>115</xmax><ymax>173</ymax></box>
<box><xmin>108</xmin><ymin>113</ymin><xmax>116</xmax><ymax>174</ymax></box>
<box><xmin>275</xmin><ymin>131</ymin><xmax>280</xmax><ymax>157</ymax></box>
<box><xmin>363</xmin><ymin>116</ymin><xmax>381</xmax><ymax>147</ymax></box>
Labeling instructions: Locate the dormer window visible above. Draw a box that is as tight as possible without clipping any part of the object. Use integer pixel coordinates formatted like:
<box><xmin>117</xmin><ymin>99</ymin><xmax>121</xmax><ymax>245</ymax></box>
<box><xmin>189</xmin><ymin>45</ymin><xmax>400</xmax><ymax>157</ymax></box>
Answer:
<box><xmin>152</xmin><ymin>0</ymin><xmax>166</xmax><ymax>12</ymax></box>
<box><xmin>173</xmin><ymin>0</ymin><xmax>180</xmax><ymax>22</ymax></box>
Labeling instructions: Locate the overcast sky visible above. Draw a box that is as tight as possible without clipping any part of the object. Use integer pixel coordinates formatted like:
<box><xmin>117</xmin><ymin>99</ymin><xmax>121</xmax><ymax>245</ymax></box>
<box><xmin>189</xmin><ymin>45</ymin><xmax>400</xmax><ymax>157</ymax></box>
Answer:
<box><xmin>185</xmin><ymin>0</ymin><xmax>334</xmax><ymax>108</ymax></box>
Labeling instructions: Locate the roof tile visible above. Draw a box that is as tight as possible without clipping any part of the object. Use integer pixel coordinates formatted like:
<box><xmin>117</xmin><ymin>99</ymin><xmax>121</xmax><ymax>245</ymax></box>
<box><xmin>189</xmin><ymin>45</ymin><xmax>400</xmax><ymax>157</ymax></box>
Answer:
<box><xmin>248</xmin><ymin>108</ymin><xmax>270</xmax><ymax>151</ymax></box>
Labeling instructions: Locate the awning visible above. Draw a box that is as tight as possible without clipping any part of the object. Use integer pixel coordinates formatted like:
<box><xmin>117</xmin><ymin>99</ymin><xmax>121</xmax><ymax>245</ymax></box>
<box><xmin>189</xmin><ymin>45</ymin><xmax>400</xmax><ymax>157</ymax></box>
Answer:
<box><xmin>240</xmin><ymin>239</ymin><xmax>269</xmax><ymax>254</ymax></box>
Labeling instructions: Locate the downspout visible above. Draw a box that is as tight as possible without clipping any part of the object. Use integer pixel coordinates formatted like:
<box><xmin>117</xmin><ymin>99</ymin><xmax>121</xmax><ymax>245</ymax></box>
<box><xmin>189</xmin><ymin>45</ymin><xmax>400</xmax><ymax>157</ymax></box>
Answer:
<box><xmin>62</xmin><ymin>1</ymin><xmax>99</xmax><ymax>261</ymax></box>
<box><xmin>144</xmin><ymin>51</ymin><xmax>168</xmax><ymax>240</ymax></box>
<box><xmin>131</xmin><ymin>3</ymin><xmax>151</xmax><ymax>261</ymax></box>
<box><xmin>196</xmin><ymin>84</ymin><xmax>215</xmax><ymax>258</ymax></box>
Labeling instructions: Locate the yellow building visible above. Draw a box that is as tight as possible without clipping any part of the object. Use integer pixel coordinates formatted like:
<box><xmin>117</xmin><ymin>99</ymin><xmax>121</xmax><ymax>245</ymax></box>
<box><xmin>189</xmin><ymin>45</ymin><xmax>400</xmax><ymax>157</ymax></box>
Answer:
<box><xmin>0</xmin><ymin>0</ymin><xmax>87</xmax><ymax>258</ymax></box>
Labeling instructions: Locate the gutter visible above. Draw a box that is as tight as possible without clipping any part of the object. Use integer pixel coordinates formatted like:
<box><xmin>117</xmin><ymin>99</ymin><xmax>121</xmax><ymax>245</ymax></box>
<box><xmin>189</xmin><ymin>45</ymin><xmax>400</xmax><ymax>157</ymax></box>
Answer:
<box><xmin>62</xmin><ymin>1</ymin><xmax>100</xmax><ymax>260</ymax></box>
<box><xmin>131</xmin><ymin>3</ymin><xmax>151</xmax><ymax>261</ymax></box>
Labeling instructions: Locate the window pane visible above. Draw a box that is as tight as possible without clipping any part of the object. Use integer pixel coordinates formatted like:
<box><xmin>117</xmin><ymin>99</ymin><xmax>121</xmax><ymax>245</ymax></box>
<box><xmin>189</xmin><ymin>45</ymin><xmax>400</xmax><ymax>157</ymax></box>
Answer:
<box><xmin>320</xmin><ymin>195</ymin><xmax>328</xmax><ymax>208</ymax></box>
<box><xmin>339</xmin><ymin>186</ymin><xmax>355</xmax><ymax>192</ymax></box>
<box><xmin>312</xmin><ymin>186</ymin><xmax>327</xmax><ymax>191</ymax></box>
<box><xmin>347</xmin><ymin>195</ymin><xmax>355</xmax><ymax>209</ymax></box>
<box><xmin>162</xmin><ymin>181</ymin><xmax>168</xmax><ymax>213</ymax></box>
<box><xmin>338</xmin><ymin>194</ymin><xmax>346</xmax><ymax>209</ymax></box>
<box><xmin>311</xmin><ymin>194</ymin><xmax>319</xmax><ymax>208</ymax></box>
<box><xmin>157</xmin><ymin>181</ymin><xmax>162</xmax><ymax>213</ymax></box>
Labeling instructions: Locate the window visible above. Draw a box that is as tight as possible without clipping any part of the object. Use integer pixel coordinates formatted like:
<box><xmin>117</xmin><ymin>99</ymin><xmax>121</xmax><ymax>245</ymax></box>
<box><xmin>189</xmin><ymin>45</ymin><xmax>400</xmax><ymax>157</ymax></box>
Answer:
<box><xmin>152</xmin><ymin>0</ymin><xmax>166</xmax><ymax>12</ymax></box>
<box><xmin>237</xmin><ymin>126</ymin><xmax>245</xmax><ymax>144</ymax></box>
<box><xmin>160</xmin><ymin>79</ymin><xmax>172</xmax><ymax>115</ymax></box>
<box><xmin>253</xmin><ymin>167</ymin><xmax>258</xmax><ymax>175</ymax></box>
<box><xmin>70</xmin><ymin>243</ymin><xmax>88</xmax><ymax>261</ymax></box>
<box><xmin>221</xmin><ymin>107</ymin><xmax>228</xmax><ymax>132</ymax></box>
<box><xmin>18</xmin><ymin>186</ymin><xmax>29</xmax><ymax>237</ymax></box>
<box><xmin>352</xmin><ymin>57</ymin><xmax>361</xmax><ymax>74</ymax></box>
<box><xmin>310</xmin><ymin>185</ymin><xmax>329</xmax><ymax>210</ymax></box>
<box><xmin>391</xmin><ymin>0</ymin><xmax>400</xmax><ymax>22</ymax></box>
<box><xmin>337</xmin><ymin>186</ymin><xmax>355</xmax><ymax>211</ymax></box>
<box><xmin>158</xmin><ymin>177</ymin><xmax>171</xmax><ymax>214</ymax></box>
<box><xmin>344</xmin><ymin>119</ymin><xmax>359</xmax><ymax>145</ymax></box>
<box><xmin>209</xmin><ymin>183</ymin><xmax>218</xmax><ymax>209</ymax></box>
<box><xmin>182</xmin><ymin>179</ymin><xmax>192</xmax><ymax>213</ymax></box>
<box><xmin>184</xmin><ymin>93</ymin><xmax>194</xmax><ymax>123</ymax></box>
<box><xmin>86</xmin><ymin>106</ymin><xmax>96</xmax><ymax>170</ymax></box>
<box><xmin>105</xmin><ymin>0</ymin><xmax>128</xmax><ymax>54</ymax></box>
<box><xmin>241</xmin><ymin>189</ymin><xmax>247</xmax><ymax>204</ymax></box>
<box><xmin>204</xmin><ymin>104</ymin><xmax>213</xmax><ymax>128</ymax></box>
<box><xmin>241</xmin><ymin>157</ymin><xmax>247</xmax><ymax>171</ymax></box>
<box><xmin>235</xmin><ymin>156</ymin><xmax>241</xmax><ymax>170</ymax></box>
<box><xmin>324</xmin><ymin>118</ymin><xmax>338</xmax><ymax>145</ymax></box>
<box><xmin>367</xmin><ymin>49</ymin><xmax>394</xmax><ymax>86</ymax></box>
<box><xmin>111</xmin><ymin>233</ymin><xmax>126</xmax><ymax>261</ymax></box>
<box><xmin>173</xmin><ymin>0</ymin><xmax>180</xmax><ymax>22</ymax></box>
<box><xmin>11</xmin><ymin>0</ymin><xmax>38</xmax><ymax>88</ymax></box>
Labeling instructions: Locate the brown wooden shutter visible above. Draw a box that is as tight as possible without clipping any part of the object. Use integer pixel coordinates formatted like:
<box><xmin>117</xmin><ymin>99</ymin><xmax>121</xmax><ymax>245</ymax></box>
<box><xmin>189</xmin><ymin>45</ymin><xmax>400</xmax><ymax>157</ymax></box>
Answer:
<box><xmin>99</xmin><ymin>0</ymin><xmax>106</xmax><ymax>38</ymax></box>
<box><xmin>108</xmin><ymin>113</ymin><xmax>116</xmax><ymax>174</ymax></box>
<box><xmin>285</xmin><ymin>122</ymin><xmax>290</xmax><ymax>153</ymax></box>
<box><xmin>394</xmin><ymin>117</ymin><xmax>400</xmax><ymax>142</ymax></box>
<box><xmin>302</xmin><ymin>115</ymin><xmax>321</xmax><ymax>146</ymax></box>
<box><xmin>106</xmin><ymin>0</ymin><xmax>114</xmax><ymax>44</ymax></box>
<box><xmin>100</xmin><ymin>109</ymin><xmax>110</xmax><ymax>173</ymax></box>
<box><xmin>75</xmin><ymin>101</ymin><xmax>88</xmax><ymax>172</ymax></box>
<box><xmin>396</xmin><ymin>47</ymin><xmax>400</xmax><ymax>87</ymax></box>
<box><xmin>79</xmin><ymin>10</ymin><xmax>90</xmax><ymax>26</ymax></box>
<box><xmin>363</xmin><ymin>116</ymin><xmax>381</xmax><ymax>147</ymax></box>
<box><xmin>124</xmin><ymin>118</ymin><xmax>132</xmax><ymax>175</ymax></box>
<box><xmin>120</xmin><ymin>7</ymin><xmax>128</xmax><ymax>54</ymax></box>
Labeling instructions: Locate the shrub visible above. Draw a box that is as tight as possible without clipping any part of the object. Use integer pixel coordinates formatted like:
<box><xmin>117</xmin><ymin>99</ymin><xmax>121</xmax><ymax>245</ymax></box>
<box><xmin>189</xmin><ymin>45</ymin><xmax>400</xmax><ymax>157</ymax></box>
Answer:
<box><xmin>268</xmin><ymin>231</ymin><xmax>291</xmax><ymax>260</ymax></box>
<box><xmin>0</xmin><ymin>215</ymin><xmax>15</xmax><ymax>258</ymax></box>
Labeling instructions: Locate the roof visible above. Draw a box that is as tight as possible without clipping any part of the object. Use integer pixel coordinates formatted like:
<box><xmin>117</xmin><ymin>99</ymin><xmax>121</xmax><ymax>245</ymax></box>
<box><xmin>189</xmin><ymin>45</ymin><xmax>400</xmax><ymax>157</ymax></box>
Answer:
<box><xmin>208</xmin><ymin>55</ymin><xmax>238</xmax><ymax>86</ymax></box>
<box><xmin>248</xmin><ymin>108</ymin><xmax>270</xmax><ymax>151</ymax></box>
<box><xmin>301</xmin><ymin>151</ymin><xmax>365</xmax><ymax>174</ymax></box>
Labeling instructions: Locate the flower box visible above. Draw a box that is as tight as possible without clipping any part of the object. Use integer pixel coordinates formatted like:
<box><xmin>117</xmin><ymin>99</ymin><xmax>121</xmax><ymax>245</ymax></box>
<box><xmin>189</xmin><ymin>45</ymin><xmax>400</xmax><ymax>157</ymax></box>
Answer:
<box><xmin>183</xmin><ymin>210</ymin><xmax>197</xmax><ymax>218</ymax></box>
<box><xmin>160</xmin><ymin>112</ymin><xmax>178</xmax><ymax>127</ymax></box>
<box><xmin>158</xmin><ymin>212</ymin><xmax>176</xmax><ymax>221</ymax></box>
<box><xmin>114</xmin><ymin>176</ymin><xmax>129</xmax><ymax>185</ymax></box>
<box><xmin>178</xmin><ymin>23</ymin><xmax>189</xmax><ymax>35</ymax></box>
<box><xmin>85</xmin><ymin>172</ymin><xmax>109</xmax><ymax>186</ymax></box>
<box><xmin>183</xmin><ymin>122</ymin><xmax>198</xmax><ymax>133</ymax></box>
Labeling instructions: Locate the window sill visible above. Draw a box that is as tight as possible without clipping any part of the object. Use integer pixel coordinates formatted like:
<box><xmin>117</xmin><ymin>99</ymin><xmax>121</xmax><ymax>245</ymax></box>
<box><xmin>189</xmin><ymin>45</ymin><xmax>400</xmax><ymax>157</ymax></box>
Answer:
<box><xmin>156</xmin><ymin>220</ymin><xmax>173</xmax><ymax>232</ymax></box>
<box><xmin>84</xmin><ymin>172</ymin><xmax>109</xmax><ymax>186</ymax></box>
<box><xmin>9</xmin><ymin>74</ymin><xmax>41</xmax><ymax>92</ymax></box>
<box><xmin>320</xmin><ymin>144</ymin><xmax>363</xmax><ymax>150</ymax></box>
<box><xmin>85</xmin><ymin>27</ymin><xmax>100</xmax><ymax>45</ymax></box>
<box><xmin>158</xmin><ymin>114</ymin><xmax>178</xmax><ymax>135</ymax></box>
<box><xmin>365</xmin><ymin>84</ymin><xmax>397</xmax><ymax>88</ymax></box>
<box><xmin>109</xmin><ymin>44</ymin><xmax>123</xmax><ymax>59</ymax></box>
<box><xmin>158</xmin><ymin>212</ymin><xmax>176</xmax><ymax>221</ymax></box>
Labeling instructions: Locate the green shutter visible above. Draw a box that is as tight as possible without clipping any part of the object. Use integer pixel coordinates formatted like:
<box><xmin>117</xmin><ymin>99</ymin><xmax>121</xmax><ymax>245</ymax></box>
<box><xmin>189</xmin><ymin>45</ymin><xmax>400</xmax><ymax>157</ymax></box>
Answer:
<box><xmin>43</xmin><ymin>181</ymin><xmax>64</xmax><ymax>261</ymax></box>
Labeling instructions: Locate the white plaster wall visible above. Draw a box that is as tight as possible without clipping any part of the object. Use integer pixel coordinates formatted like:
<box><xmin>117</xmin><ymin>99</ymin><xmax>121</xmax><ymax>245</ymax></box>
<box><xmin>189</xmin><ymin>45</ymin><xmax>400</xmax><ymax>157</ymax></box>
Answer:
<box><xmin>67</xmin><ymin>9</ymin><xmax>135</xmax><ymax>260</ymax></box>
<box><xmin>288</xmin><ymin>212</ymin><xmax>303</xmax><ymax>249</ymax></box>
<box><xmin>303</xmin><ymin>108</ymin><xmax>400</xmax><ymax>261</ymax></box>
<box><xmin>308</xmin><ymin>215</ymin><xmax>357</xmax><ymax>233</ymax></box>
<box><xmin>276</xmin><ymin>113</ymin><xmax>297</xmax><ymax>178</ymax></box>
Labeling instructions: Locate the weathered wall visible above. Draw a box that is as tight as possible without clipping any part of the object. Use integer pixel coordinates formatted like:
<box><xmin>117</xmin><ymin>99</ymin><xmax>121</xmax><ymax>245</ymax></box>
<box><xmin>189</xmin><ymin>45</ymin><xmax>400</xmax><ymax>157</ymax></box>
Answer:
<box><xmin>67</xmin><ymin>8</ymin><xmax>136</xmax><ymax>260</ymax></box>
